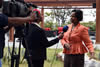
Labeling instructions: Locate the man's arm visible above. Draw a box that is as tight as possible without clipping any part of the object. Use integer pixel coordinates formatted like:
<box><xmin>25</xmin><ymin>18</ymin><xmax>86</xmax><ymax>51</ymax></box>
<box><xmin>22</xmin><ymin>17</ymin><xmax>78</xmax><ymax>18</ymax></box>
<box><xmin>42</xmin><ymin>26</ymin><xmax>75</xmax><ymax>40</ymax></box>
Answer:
<box><xmin>8</xmin><ymin>16</ymin><xmax>34</xmax><ymax>25</ymax></box>
<box><xmin>8</xmin><ymin>11</ymin><xmax>35</xmax><ymax>25</ymax></box>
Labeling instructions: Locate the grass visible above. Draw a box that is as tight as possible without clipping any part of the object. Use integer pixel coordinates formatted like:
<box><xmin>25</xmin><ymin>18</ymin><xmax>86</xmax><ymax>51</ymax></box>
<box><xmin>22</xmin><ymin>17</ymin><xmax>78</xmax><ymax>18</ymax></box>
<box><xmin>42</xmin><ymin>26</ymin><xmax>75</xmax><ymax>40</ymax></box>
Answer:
<box><xmin>44</xmin><ymin>49</ymin><xmax>63</xmax><ymax>67</ymax></box>
<box><xmin>2</xmin><ymin>48</ymin><xmax>63</xmax><ymax>67</ymax></box>
<box><xmin>3</xmin><ymin>47</ymin><xmax>100</xmax><ymax>67</ymax></box>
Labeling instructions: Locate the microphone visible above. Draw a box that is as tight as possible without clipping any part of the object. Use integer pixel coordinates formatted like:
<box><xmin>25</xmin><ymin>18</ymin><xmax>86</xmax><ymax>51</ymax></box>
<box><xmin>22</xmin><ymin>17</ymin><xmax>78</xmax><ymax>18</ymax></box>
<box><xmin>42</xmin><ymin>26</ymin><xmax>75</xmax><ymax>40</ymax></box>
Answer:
<box><xmin>58</xmin><ymin>25</ymin><xmax>68</xmax><ymax>39</ymax></box>
<box><xmin>62</xmin><ymin>25</ymin><xmax>69</xmax><ymax>33</ymax></box>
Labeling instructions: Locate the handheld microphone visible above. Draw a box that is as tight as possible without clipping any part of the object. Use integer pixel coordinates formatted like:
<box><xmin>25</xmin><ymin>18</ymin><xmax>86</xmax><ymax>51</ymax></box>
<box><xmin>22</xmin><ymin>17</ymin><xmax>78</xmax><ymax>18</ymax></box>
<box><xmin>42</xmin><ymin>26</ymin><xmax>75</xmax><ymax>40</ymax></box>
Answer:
<box><xmin>58</xmin><ymin>26</ymin><xmax>68</xmax><ymax>39</ymax></box>
<box><xmin>62</xmin><ymin>25</ymin><xmax>69</xmax><ymax>33</ymax></box>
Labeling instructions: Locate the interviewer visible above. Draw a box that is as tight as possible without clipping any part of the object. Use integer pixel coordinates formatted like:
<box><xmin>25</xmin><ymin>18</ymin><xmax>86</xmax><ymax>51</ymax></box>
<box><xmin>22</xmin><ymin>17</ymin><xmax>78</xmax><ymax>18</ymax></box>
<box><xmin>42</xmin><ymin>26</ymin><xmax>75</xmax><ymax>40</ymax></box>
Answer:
<box><xmin>24</xmin><ymin>9</ymin><xmax>64</xmax><ymax>67</ymax></box>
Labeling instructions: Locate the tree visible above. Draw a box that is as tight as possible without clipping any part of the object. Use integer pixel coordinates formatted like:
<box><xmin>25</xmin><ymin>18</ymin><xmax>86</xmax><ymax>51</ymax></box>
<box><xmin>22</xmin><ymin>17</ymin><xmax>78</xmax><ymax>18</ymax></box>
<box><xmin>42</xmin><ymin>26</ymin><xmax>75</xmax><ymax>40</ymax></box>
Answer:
<box><xmin>44</xmin><ymin>21</ymin><xmax>53</xmax><ymax>30</ymax></box>
<box><xmin>44</xmin><ymin>9</ymin><xmax>71</xmax><ymax>30</ymax></box>
<box><xmin>51</xmin><ymin>8</ymin><xmax>71</xmax><ymax>26</ymax></box>
<box><xmin>90</xmin><ymin>9</ymin><xmax>96</xmax><ymax>22</ymax></box>
<box><xmin>44</xmin><ymin>11</ymin><xmax>54</xmax><ymax>30</ymax></box>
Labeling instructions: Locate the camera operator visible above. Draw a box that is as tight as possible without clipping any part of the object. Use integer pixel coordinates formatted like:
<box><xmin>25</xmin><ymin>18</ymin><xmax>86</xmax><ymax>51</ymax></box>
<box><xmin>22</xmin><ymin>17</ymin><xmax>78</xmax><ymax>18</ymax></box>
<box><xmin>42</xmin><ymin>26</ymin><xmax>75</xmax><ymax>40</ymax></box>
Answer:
<box><xmin>24</xmin><ymin>3</ymin><xmax>37</xmax><ymax>36</ymax></box>
<box><xmin>0</xmin><ymin>0</ymin><xmax>36</xmax><ymax>67</ymax></box>
<box><xmin>22</xmin><ymin>3</ymin><xmax>36</xmax><ymax>59</ymax></box>
<box><xmin>25</xmin><ymin>9</ymin><xmax>64</xmax><ymax>67</ymax></box>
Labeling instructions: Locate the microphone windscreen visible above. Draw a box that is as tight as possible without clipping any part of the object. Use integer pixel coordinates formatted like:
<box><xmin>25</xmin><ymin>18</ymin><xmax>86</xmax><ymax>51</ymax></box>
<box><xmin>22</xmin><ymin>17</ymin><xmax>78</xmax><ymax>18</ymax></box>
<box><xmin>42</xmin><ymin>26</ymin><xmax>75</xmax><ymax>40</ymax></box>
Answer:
<box><xmin>63</xmin><ymin>25</ymin><xmax>68</xmax><ymax>32</ymax></box>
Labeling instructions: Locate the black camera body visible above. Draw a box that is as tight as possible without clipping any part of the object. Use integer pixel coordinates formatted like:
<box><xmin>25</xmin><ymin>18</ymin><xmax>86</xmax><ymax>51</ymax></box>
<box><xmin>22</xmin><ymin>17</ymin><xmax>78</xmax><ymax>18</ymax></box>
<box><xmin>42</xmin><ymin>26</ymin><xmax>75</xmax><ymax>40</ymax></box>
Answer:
<box><xmin>2</xmin><ymin>0</ymin><xmax>30</xmax><ymax>37</ymax></box>
<box><xmin>2</xmin><ymin>1</ymin><xmax>30</xmax><ymax>17</ymax></box>
<box><xmin>2</xmin><ymin>0</ymin><xmax>39</xmax><ymax>37</ymax></box>
<box><xmin>2</xmin><ymin>0</ymin><xmax>38</xmax><ymax>17</ymax></box>
<box><xmin>2</xmin><ymin>1</ymin><xmax>27</xmax><ymax>37</ymax></box>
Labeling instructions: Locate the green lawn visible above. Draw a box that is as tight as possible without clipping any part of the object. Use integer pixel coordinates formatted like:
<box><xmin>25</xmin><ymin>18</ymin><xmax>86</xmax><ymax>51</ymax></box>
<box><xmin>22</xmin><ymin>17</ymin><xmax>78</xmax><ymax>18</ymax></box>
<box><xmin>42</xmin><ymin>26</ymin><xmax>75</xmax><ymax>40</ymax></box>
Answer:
<box><xmin>2</xmin><ymin>48</ymin><xmax>63</xmax><ymax>67</ymax></box>
<box><xmin>3</xmin><ymin>47</ymin><xmax>100</xmax><ymax>67</ymax></box>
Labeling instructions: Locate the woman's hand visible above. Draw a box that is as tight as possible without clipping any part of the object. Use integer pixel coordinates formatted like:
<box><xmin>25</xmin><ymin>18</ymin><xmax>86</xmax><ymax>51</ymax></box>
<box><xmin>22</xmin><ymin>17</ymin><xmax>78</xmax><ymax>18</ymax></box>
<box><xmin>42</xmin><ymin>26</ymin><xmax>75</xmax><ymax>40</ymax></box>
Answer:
<box><xmin>64</xmin><ymin>43</ymin><xmax>70</xmax><ymax>50</ymax></box>
<box><xmin>89</xmin><ymin>52</ymin><xmax>95</xmax><ymax>60</ymax></box>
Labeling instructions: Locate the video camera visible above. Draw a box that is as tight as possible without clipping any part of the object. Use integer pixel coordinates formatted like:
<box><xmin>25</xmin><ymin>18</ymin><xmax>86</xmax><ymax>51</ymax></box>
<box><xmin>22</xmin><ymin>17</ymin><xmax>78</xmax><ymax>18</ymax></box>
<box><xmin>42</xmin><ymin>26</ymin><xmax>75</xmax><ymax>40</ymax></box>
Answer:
<box><xmin>2</xmin><ymin>0</ymin><xmax>38</xmax><ymax>37</ymax></box>
<box><xmin>2</xmin><ymin>0</ymin><xmax>37</xmax><ymax>17</ymax></box>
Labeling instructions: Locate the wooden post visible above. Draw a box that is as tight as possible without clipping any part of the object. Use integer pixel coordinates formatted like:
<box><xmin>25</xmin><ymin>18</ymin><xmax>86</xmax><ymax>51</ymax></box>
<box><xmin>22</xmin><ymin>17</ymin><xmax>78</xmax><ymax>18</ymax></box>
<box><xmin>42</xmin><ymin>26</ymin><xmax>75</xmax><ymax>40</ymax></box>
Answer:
<box><xmin>41</xmin><ymin>7</ymin><xmax>44</xmax><ymax>29</ymax></box>
<box><xmin>96</xmin><ymin>0</ymin><xmax>100</xmax><ymax>44</ymax></box>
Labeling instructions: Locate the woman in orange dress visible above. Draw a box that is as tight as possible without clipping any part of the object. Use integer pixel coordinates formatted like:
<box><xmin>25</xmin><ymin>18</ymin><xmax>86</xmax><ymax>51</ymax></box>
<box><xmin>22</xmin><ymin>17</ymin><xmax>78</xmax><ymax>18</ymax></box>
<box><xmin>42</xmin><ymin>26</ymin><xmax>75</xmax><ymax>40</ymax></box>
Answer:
<box><xmin>61</xmin><ymin>9</ymin><xmax>94</xmax><ymax>67</ymax></box>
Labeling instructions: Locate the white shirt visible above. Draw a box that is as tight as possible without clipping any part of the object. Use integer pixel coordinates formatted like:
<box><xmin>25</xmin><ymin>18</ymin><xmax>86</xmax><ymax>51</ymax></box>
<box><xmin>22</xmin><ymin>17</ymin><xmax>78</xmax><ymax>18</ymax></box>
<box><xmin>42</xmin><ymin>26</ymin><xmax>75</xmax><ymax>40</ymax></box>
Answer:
<box><xmin>31</xmin><ymin>22</ymin><xmax>41</xmax><ymax>28</ymax></box>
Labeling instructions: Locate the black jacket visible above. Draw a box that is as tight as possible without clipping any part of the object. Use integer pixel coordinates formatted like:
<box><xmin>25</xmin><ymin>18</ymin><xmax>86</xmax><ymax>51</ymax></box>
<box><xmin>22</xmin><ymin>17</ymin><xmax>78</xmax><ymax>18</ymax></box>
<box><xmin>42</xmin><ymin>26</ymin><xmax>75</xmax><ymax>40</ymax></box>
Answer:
<box><xmin>25</xmin><ymin>24</ymin><xmax>59</xmax><ymax>60</ymax></box>
<box><xmin>0</xmin><ymin>14</ymin><xmax>8</xmax><ymax>59</ymax></box>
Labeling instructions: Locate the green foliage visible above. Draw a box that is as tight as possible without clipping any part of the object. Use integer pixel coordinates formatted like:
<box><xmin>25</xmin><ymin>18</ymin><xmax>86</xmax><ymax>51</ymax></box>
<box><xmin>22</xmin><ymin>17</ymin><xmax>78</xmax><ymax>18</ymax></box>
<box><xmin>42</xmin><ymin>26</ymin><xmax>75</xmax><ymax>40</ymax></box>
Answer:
<box><xmin>44</xmin><ymin>10</ymin><xmax>96</xmax><ymax>31</ymax></box>
<box><xmin>80</xmin><ymin>21</ymin><xmax>96</xmax><ymax>31</ymax></box>
<box><xmin>44</xmin><ymin>21</ymin><xmax>52</xmax><ymax>28</ymax></box>
<box><xmin>44</xmin><ymin>21</ymin><xmax>54</xmax><ymax>30</ymax></box>
<box><xmin>44</xmin><ymin>21</ymin><xmax>59</xmax><ymax>30</ymax></box>
<box><xmin>88</xmin><ymin>23</ymin><xmax>96</xmax><ymax>31</ymax></box>
<box><xmin>45</xmin><ymin>12</ymin><xmax>51</xmax><ymax>17</ymax></box>
<box><xmin>61</xmin><ymin>21</ymin><xmax>71</xmax><ymax>27</ymax></box>
<box><xmin>44</xmin><ymin>20</ymin><xmax>70</xmax><ymax>30</ymax></box>
<box><xmin>44</xmin><ymin>20</ymin><xmax>96</xmax><ymax>31</ymax></box>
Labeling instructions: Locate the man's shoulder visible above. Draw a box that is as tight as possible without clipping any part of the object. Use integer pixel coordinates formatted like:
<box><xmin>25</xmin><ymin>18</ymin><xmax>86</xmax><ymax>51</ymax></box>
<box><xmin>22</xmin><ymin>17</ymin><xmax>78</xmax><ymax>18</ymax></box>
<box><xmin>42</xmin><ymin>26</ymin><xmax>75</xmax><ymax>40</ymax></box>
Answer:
<box><xmin>0</xmin><ymin>14</ymin><xmax>7</xmax><ymax>17</ymax></box>
<box><xmin>30</xmin><ymin>24</ymin><xmax>43</xmax><ymax>32</ymax></box>
<box><xmin>0</xmin><ymin>14</ymin><xmax>8</xmax><ymax>21</ymax></box>
<box><xmin>0</xmin><ymin>14</ymin><xmax>8</xmax><ymax>27</ymax></box>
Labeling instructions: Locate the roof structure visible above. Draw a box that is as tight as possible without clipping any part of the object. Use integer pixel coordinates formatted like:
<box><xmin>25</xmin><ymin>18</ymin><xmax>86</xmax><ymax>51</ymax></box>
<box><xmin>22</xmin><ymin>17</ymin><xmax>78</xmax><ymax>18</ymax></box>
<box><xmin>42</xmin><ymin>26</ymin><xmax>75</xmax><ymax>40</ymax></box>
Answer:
<box><xmin>24</xmin><ymin>0</ymin><xmax>96</xmax><ymax>7</ymax></box>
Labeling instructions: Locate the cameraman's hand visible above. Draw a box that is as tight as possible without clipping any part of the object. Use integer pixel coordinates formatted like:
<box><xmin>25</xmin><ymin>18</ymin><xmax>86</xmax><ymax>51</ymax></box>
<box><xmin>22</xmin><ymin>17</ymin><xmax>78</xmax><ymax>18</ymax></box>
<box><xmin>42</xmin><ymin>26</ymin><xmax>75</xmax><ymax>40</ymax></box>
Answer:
<box><xmin>64</xmin><ymin>43</ymin><xmax>70</xmax><ymax>50</ymax></box>
<box><xmin>30</xmin><ymin>11</ymin><xmax>36</xmax><ymax>21</ymax></box>
<box><xmin>58</xmin><ymin>33</ymin><xmax>64</xmax><ymax>39</ymax></box>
